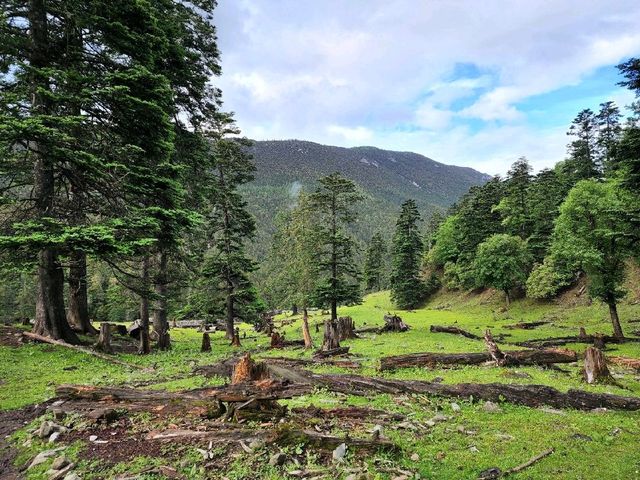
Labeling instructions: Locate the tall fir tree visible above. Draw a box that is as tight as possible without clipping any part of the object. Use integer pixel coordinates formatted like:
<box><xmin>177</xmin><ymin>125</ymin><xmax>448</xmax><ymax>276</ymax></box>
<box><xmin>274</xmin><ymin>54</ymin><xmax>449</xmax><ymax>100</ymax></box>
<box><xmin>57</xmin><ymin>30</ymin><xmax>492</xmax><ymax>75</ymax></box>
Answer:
<box><xmin>493</xmin><ymin>157</ymin><xmax>533</xmax><ymax>240</ymax></box>
<box><xmin>390</xmin><ymin>200</ymin><xmax>424</xmax><ymax>309</ymax></box>
<box><xmin>564</xmin><ymin>108</ymin><xmax>600</xmax><ymax>181</ymax></box>
<box><xmin>309</xmin><ymin>173</ymin><xmax>363</xmax><ymax>320</ymax></box>
<box><xmin>363</xmin><ymin>232</ymin><xmax>387</xmax><ymax>292</ymax></box>
<box><xmin>596</xmin><ymin>101</ymin><xmax>622</xmax><ymax>174</ymax></box>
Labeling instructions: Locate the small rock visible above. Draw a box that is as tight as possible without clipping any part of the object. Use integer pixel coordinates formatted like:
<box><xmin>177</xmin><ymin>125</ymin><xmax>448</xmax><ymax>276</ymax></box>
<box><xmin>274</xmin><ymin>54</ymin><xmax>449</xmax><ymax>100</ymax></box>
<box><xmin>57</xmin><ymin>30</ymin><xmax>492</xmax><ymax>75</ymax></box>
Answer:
<box><xmin>28</xmin><ymin>447</ymin><xmax>65</xmax><ymax>469</ymax></box>
<box><xmin>456</xmin><ymin>425</ymin><xmax>466</xmax><ymax>433</ymax></box>
<box><xmin>495</xmin><ymin>434</ymin><xmax>514</xmax><ymax>441</ymax></box>
<box><xmin>424</xmin><ymin>420</ymin><xmax>436</xmax><ymax>427</ymax></box>
<box><xmin>431</xmin><ymin>414</ymin><xmax>448</xmax><ymax>422</ymax></box>
<box><xmin>410</xmin><ymin>453</ymin><xmax>420</xmax><ymax>461</ymax></box>
<box><xmin>610</xmin><ymin>427</ymin><xmax>622</xmax><ymax>436</ymax></box>
<box><xmin>86</xmin><ymin>408</ymin><xmax>118</xmax><ymax>424</ymax></box>
<box><xmin>88</xmin><ymin>435</ymin><xmax>97</xmax><ymax>442</ymax></box>
<box><xmin>51</xmin><ymin>456</ymin><xmax>69</xmax><ymax>470</ymax></box>
<box><xmin>332</xmin><ymin>443</ymin><xmax>347</xmax><ymax>462</ymax></box>
<box><xmin>469</xmin><ymin>446</ymin><xmax>479</xmax><ymax>453</ymax></box>
<box><xmin>451</xmin><ymin>402</ymin><xmax>461</xmax><ymax>412</ymax></box>
<box><xmin>49</xmin><ymin>432</ymin><xmax>60</xmax><ymax>443</ymax></box>
<box><xmin>478</xmin><ymin>467</ymin><xmax>502</xmax><ymax>479</ymax></box>
<box><xmin>539</xmin><ymin>407</ymin><xmax>567</xmax><ymax>416</ymax></box>
<box><xmin>482</xmin><ymin>401</ymin><xmax>502</xmax><ymax>413</ymax></box>
<box><xmin>391</xmin><ymin>476</ymin><xmax>409</xmax><ymax>480</ymax></box>
<box><xmin>63</xmin><ymin>474</ymin><xmax>80</xmax><ymax>480</ymax></box>
<box><xmin>591</xmin><ymin>407</ymin><xmax>608</xmax><ymax>414</ymax></box>
<box><xmin>248</xmin><ymin>439</ymin><xmax>265</xmax><ymax>450</ymax></box>
<box><xmin>269</xmin><ymin>452</ymin><xmax>287</xmax><ymax>466</ymax></box>
<box><xmin>239</xmin><ymin>441</ymin><xmax>253</xmax><ymax>454</ymax></box>
<box><xmin>37</xmin><ymin>421</ymin><xmax>54</xmax><ymax>439</ymax></box>
<box><xmin>50</xmin><ymin>408</ymin><xmax>66</xmax><ymax>422</ymax></box>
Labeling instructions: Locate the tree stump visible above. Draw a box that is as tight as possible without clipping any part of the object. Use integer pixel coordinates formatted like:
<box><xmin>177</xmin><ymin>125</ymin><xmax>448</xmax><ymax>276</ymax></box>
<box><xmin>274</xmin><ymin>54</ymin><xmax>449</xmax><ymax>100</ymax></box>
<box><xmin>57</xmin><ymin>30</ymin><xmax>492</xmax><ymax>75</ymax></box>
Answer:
<box><xmin>201</xmin><ymin>332</ymin><xmax>212</xmax><ymax>352</ymax></box>
<box><xmin>583</xmin><ymin>347</ymin><xmax>611</xmax><ymax>384</ymax></box>
<box><xmin>337</xmin><ymin>316</ymin><xmax>357</xmax><ymax>341</ymax></box>
<box><xmin>321</xmin><ymin>319</ymin><xmax>341</xmax><ymax>351</ymax></box>
<box><xmin>270</xmin><ymin>331</ymin><xmax>284</xmax><ymax>348</ymax></box>
<box><xmin>95</xmin><ymin>323</ymin><xmax>113</xmax><ymax>354</ymax></box>
<box><xmin>230</xmin><ymin>327</ymin><xmax>241</xmax><ymax>347</ymax></box>
<box><xmin>484</xmin><ymin>329</ymin><xmax>506</xmax><ymax>366</ymax></box>
<box><xmin>593</xmin><ymin>334</ymin><xmax>606</xmax><ymax>350</ymax></box>
<box><xmin>380</xmin><ymin>314</ymin><xmax>410</xmax><ymax>332</ymax></box>
<box><xmin>578</xmin><ymin>327</ymin><xmax>588</xmax><ymax>340</ymax></box>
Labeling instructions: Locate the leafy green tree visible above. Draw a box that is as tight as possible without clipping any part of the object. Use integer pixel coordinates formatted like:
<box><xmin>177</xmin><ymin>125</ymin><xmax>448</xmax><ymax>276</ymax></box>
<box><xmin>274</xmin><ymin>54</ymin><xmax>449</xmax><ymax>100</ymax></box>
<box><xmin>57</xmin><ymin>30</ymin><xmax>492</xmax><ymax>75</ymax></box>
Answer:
<box><xmin>552</xmin><ymin>180</ymin><xmax>634</xmax><ymax>339</ymax></box>
<box><xmin>363</xmin><ymin>232</ymin><xmax>387</xmax><ymax>292</ymax></box>
<box><xmin>474</xmin><ymin>234</ymin><xmax>531</xmax><ymax>306</ymax></box>
<box><xmin>596</xmin><ymin>101</ymin><xmax>622</xmax><ymax>174</ymax></box>
<box><xmin>526</xmin><ymin>258</ymin><xmax>572</xmax><ymax>299</ymax></box>
<box><xmin>390</xmin><ymin>200</ymin><xmax>425</xmax><ymax>309</ymax></box>
<box><xmin>308</xmin><ymin>173</ymin><xmax>363</xmax><ymax>320</ymax></box>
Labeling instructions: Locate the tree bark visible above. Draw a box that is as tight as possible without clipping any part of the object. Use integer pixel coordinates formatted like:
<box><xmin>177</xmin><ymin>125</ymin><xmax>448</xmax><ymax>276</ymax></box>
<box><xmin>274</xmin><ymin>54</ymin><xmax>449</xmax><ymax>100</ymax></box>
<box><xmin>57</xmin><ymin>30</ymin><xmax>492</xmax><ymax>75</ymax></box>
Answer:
<box><xmin>138</xmin><ymin>256</ymin><xmax>151</xmax><ymax>355</ymax></box>
<box><xmin>29</xmin><ymin>0</ymin><xmax>78</xmax><ymax>344</ymax></box>
<box><xmin>337</xmin><ymin>316</ymin><xmax>357</xmax><ymax>341</ymax></box>
<box><xmin>608</xmin><ymin>301</ymin><xmax>624</xmax><ymax>340</ymax></box>
<box><xmin>291</xmin><ymin>304</ymin><xmax>298</xmax><ymax>315</ymax></box>
<box><xmin>380</xmin><ymin>314</ymin><xmax>410</xmax><ymax>332</ymax></box>
<box><xmin>201</xmin><ymin>332</ymin><xmax>212</xmax><ymax>352</ymax></box>
<box><xmin>225</xmin><ymin>283</ymin><xmax>235</xmax><ymax>340</ymax></box>
<box><xmin>583</xmin><ymin>346</ymin><xmax>612</xmax><ymax>384</ymax></box>
<box><xmin>302</xmin><ymin>307</ymin><xmax>313</xmax><ymax>349</ymax></box>
<box><xmin>321</xmin><ymin>319</ymin><xmax>341</xmax><ymax>351</ymax></box>
<box><xmin>67</xmin><ymin>251</ymin><xmax>96</xmax><ymax>334</ymax></box>
<box><xmin>153</xmin><ymin>251</ymin><xmax>171</xmax><ymax>350</ymax></box>
<box><xmin>94</xmin><ymin>323</ymin><xmax>113</xmax><ymax>354</ymax></box>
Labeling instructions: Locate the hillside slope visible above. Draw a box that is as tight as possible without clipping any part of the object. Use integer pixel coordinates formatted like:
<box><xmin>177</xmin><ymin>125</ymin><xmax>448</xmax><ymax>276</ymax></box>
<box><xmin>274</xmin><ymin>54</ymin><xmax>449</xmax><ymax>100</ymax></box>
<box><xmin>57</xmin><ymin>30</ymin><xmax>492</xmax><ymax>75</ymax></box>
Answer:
<box><xmin>242</xmin><ymin>140</ymin><xmax>490</xmax><ymax>259</ymax></box>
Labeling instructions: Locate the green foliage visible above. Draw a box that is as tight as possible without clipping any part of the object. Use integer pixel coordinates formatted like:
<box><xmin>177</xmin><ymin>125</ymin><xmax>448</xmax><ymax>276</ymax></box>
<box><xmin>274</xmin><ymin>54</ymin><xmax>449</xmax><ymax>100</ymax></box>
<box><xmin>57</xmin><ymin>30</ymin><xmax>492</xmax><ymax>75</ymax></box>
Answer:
<box><xmin>308</xmin><ymin>173</ymin><xmax>363</xmax><ymax>316</ymax></box>
<box><xmin>390</xmin><ymin>200</ymin><xmax>425</xmax><ymax>309</ymax></box>
<box><xmin>493</xmin><ymin>157</ymin><xmax>533</xmax><ymax>239</ymax></box>
<box><xmin>474</xmin><ymin>234</ymin><xmax>531</xmax><ymax>302</ymax></box>
<box><xmin>526</xmin><ymin>258</ymin><xmax>572</xmax><ymax>299</ymax></box>
<box><xmin>363</xmin><ymin>232</ymin><xmax>387</xmax><ymax>292</ymax></box>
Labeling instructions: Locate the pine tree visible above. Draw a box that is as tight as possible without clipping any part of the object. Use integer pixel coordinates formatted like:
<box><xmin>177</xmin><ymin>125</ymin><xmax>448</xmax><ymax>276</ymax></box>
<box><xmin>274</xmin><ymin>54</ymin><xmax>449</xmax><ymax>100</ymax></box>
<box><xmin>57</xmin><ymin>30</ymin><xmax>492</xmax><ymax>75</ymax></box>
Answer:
<box><xmin>363</xmin><ymin>232</ymin><xmax>387</xmax><ymax>292</ymax></box>
<box><xmin>493</xmin><ymin>157</ymin><xmax>533</xmax><ymax>240</ymax></box>
<box><xmin>596</xmin><ymin>101</ymin><xmax>622</xmax><ymax>174</ymax></box>
<box><xmin>565</xmin><ymin>109</ymin><xmax>600</xmax><ymax>180</ymax></box>
<box><xmin>198</xmin><ymin>120</ymin><xmax>258</xmax><ymax>339</ymax></box>
<box><xmin>390</xmin><ymin>200</ymin><xmax>424</xmax><ymax>309</ymax></box>
<box><xmin>309</xmin><ymin>173</ymin><xmax>363</xmax><ymax>320</ymax></box>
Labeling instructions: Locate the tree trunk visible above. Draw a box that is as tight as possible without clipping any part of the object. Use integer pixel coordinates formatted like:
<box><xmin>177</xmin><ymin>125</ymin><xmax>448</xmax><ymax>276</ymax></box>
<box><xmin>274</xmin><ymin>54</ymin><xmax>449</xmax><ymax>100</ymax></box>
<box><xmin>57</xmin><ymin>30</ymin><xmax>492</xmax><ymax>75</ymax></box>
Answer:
<box><xmin>337</xmin><ymin>316</ymin><xmax>357</xmax><ymax>341</ymax></box>
<box><xmin>67</xmin><ymin>251</ymin><xmax>96</xmax><ymax>334</ymax></box>
<box><xmin>225</xmin><ymin>284</ymin><xmax>235</xmax><ymax>340</ymax></box>
<box><xmin>504</xmin><ymin>290</ymin><xmax>511</xmax><ymax>307</ymax></box>
<box><xmin>321</xmin><ymin>319</ymin><xmax>341</xmax><ymax>351</ymax></box>
<box><xmin>138</xmin><ymin>256</ymin><xmax>151</xmax><ymax>355</ymax></box>
<box><xmin>34</xmin><ymin>250</ymin><xmax>79</xmax><ymax>344</ymax></box>
<box><xmin>291</xmin><ymin>304</ymin><xmax>298</xmax><ymax>316</ymax></box>
<box><xmin>430</xmin><ymin>325</ymin><xmax>480</xmax><ymax>339</ymax></box>
<box><xmin>29</xmin><ymin>0</ymin><xmax>78</xmax><ymax>345</ymax></box>
<box><xmin>608</xmin><ymin>302</ymin><xmax>624</xmax><ymax>340</ymax></box>
<box><xmin>302</xmin><ymin>308</ymin><xmax>313</xmax><ymax>349</ymax></box>
<box><xmin>201</xmin><ymin>332</ymin><xmax>211</xmax><ymax>352</ymax></box>
<box><xmin>95</xmin><ymin>323</ymin><xmax>113</xmax><ymax>354</ymax></box>
<box><xmin>230</xmin><ymin>327</ymin><xmax>241</xmax><ymax>347</ymax></box>
<box><xmin>583</xmin><ymin>346</ymin><xmax>612</xmax><ymax>384</ymax></box>
<box><xmin>153</xmin><ymin>251</ymin><xmax>171</xmax><ymax>350</ymax></box>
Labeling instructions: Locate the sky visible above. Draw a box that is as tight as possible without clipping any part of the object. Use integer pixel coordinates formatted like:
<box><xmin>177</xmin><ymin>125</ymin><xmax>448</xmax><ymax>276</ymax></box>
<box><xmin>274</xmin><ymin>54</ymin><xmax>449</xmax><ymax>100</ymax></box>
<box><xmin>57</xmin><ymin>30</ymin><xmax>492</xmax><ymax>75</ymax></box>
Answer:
<box><xmin>214</xmin><ymin>0</ymin><xmax>640</xmax><ymax>176</ymax></box>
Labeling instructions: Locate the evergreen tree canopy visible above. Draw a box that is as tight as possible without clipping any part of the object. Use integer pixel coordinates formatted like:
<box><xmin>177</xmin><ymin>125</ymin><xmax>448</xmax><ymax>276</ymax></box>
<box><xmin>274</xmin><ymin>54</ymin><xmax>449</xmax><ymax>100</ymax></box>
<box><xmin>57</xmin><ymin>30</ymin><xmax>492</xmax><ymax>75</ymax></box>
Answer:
<box><xmin>363</xmin><ymin>232</ymin><xmax>387</xmax><ymax>292</ymax></box>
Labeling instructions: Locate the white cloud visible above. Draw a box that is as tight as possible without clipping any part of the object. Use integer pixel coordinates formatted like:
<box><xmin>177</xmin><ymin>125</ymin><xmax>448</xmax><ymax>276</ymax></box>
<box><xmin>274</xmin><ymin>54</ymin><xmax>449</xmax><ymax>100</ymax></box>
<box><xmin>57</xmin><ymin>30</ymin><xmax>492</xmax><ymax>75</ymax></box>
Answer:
<box><xmin>215</xmin><ymin>0</ymin><xmax>640</xmax><ymax>175</ymax></box>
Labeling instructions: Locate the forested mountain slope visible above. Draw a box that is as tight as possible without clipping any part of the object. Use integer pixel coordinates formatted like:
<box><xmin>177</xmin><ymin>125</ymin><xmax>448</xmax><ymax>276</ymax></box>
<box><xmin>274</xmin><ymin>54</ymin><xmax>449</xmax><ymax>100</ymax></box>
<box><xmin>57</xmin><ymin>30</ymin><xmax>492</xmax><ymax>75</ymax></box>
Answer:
<box><xmin>242</xmin><ymin>140</ymin><xmax>490</xmax><ymax>259</ymax></box>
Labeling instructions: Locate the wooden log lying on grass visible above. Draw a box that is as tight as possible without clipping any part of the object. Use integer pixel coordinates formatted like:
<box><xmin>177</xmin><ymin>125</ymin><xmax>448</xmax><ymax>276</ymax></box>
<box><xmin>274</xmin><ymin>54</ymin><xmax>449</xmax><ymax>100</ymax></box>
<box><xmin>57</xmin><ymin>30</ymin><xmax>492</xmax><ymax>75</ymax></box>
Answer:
<box><xmin>380</xmin><ymin>314</ymin><xmax>409</xmax><ymax>332</ymax></box>
<box><xmin>504</xmin><ymin>321</ymin><xmax>549</xmax><ymax>330</ymax></box>
<box><xmin>609</xmin><ymin>356</ymin><xmax>640</xmax><ymax>371</ymax></box>
<box><xmin>22</xmin><ymin>331</ymin><xmax>144</xmax><ymax>370</ymax></box>
<box><xmin>56</xmin><ymin>367</ymin><xmax>640</xmax><ymax>411</ymax></box>
<box><xmin>379</xmin><ymin>348</ymin><xmax>577</xmax><ymax>370</ymax></box>
<box><xmin>516</xmin><ymin>332</ymin><xmax>640</xmax><ymax>348</ymax></box>
<box><xmin>430</xmin><ymin>325</ymin><xmax>481</xmax><ymax>339</ymax></box>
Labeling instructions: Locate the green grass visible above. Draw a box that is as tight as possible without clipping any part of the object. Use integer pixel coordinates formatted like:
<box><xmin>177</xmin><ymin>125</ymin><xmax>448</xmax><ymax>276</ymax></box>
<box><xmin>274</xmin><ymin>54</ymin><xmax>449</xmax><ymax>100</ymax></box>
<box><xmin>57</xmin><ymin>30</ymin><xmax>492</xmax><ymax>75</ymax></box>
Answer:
<box><xmin>2</xmin><ymin>289</ymin><xmax>640</xmax><ymax>478</ymax></box>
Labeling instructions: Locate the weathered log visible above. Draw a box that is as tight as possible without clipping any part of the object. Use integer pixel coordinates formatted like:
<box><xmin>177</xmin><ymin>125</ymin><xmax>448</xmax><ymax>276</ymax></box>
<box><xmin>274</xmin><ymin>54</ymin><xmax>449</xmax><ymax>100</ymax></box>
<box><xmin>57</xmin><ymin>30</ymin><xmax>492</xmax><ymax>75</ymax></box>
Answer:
<box><xmin>379</xmin><ymin>348</ymin><xmax>577</xmax><ymax>370</ymax></box>
<box><xmin>201</xmin><ymin>332</ymin><xmax>212</xmax><ymax>352</ymax></box>
<box><xmin>270</xmin><ymin>331</ymin><xmax>284</xmax><ymax>348</ymax></box>
<box><xmin>313</xmin><ymin>346</ymin><xmax>350</xmax><ymax>359</ymax></box>
<box><xmin>22</xmin><ymin>331</ymin><xmax>143</xmax><ymax>370</ymax></box>
<box><xmin>265</xmin><ymin>356</ymin><xmax>362</xmax><ymax>369</ymax></box>
<box><xmin>430</xmin><ymin>324</ymin><xmax>480</xmax><ymax>339</ymax></box>
<box><xmin>504</xmin><ymin>321</ymin><xmax>549</xmax><ymax>330</ymax></box>
<box><xmin>337</xmin><ymin>316</ymin><xmax>358</xmax><ymax>341</ymax></box>
<box><xmin>583</xmin><ymin>347</ymin><xmax>612</xmax><ymax>384</ymax></box>
<box><xmin>516</xmin><ymin>334</ymin><xmax>640</xmax><ymax>348</ymax></box>
<box><xmin>354</xmin><ymin>326</ymin><xmax>382</xmax><ymax>334</ymax></box>
<box><xmin>230</xmin><ymin>327</ymin><xmax>241</xmax><ymax>347</ymax></box>
<box><xmin>609</xmin><ymin>356</ymin><xmax>640</xmax><ymax>371</ymax></box>
<box><xmin>380</xmin><ymin>314</ymin><xmax>409</xmax><ymax>332</ymax></box>
<box><xmin>94</xmin><ymin>323</ymin><xmax>113</xmax><ymax>354</ymax></box>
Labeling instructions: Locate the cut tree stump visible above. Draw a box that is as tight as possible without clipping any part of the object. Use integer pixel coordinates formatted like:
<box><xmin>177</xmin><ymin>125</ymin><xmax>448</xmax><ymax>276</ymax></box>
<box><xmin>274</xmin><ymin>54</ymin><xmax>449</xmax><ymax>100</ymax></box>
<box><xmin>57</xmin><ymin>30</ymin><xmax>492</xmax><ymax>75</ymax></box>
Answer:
<box><xmin>201</xmin><ymin>333</ymin><xmax>212</xmax><ymax>352</ymax></box>
<box><xmin>583</xmin><ymin>347</ymin><xmax>612</xmax><ymax>384</ymax></box>
<box><xmin>337</xmin><ymin>316</ymin><xmax>358</xmax><ymax>341</ymax></box>
<box><xmin>270</xmin><ymin>332</ymin><xmax>284</xmax><ymax>348</ymax></box>
<box><xmin>484</xmin><ymin>329</ymin><xmax>506</xmax><ymax>366</ymax></box>
<box><xmin>380</xmin><ymin>314</ymin><xmax>409</xmax><ymax>332</ymax></box>
<box><xmin>94</xmin><ymin>323</ymin><xmax>113</xmax><ymax>354</ymax></box>
<box><xmin>430</xmin><ymin>324</ymin><xmax>480</xmax><ymax>339</ymax></box>
<box><xmin>230</xmin><ymin>327</ymin><xmax>241</xmax><ymax>347</ymax></box>
<box><xmin>231</xmin><ymin>353</ymin><xmax>270</xmax><ymax>384</ymax></box>
<box><xmin>321</xmin><ymin>319</ymin><xmax>341</xmax><ymax>351</ymax></box>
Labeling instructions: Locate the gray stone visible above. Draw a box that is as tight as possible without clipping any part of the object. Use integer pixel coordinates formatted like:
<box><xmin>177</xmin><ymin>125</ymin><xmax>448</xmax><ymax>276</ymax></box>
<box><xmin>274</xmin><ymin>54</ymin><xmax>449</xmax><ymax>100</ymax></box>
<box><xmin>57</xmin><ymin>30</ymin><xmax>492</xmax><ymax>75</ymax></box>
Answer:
<box><xmin>539</xmin><ymin>407</ymin><xmax>567</xmax><ymax>416</ymax></box>
<box><xmin>48</xmin><ymin>432</ymin><xmax>61</xmax><ymax>443</ymax></box>
<box><xmin>450</xmin><ymin>402</ymin><xmax>461</xmax><ymax>412</ymax></box>
<box><xmin>28</xmin><ymin>447</ymin><xmax>66</xmax><ymax>469</ymax></box>
<box><xmin>431</xmin><ymin>414</ymin><xmax>448</xmax><ymax>422</ymax></box>
<box><xmin>88</xmin><ymin>435</ymin><xmax>97</xmax><ymax>442</ymax></box>
<box><xmin>37</xmin><ymin>421</ymin><xmax>54</xmax><ymax>439</ymax></box>
<box><xmin>483</xmin><ymin>401</ymin><xmax>502</xmax><ymax>413</ymax></box>
<box><xmin>51</xmin><ymin>456</ymin><xmax>69</xmax><ymax>470</ymax></box>
<box><xmin>332</xmin><ymin>443</ymin><xmax>347</xmax><ymax>462</ymax></box>
<box><xmin>63</xmin><ymin>474</ymin><xmax>81</xmax><ymax>480</ymax></box>
<box><xmin>410</xmin><ymin>453</ymin><xmax>420</xmax><ymax>461</ymax></box>
<box><xmin>269</xmin><ymin>452</ymin><xmax>287</xmax><ymax>466</ymax></box>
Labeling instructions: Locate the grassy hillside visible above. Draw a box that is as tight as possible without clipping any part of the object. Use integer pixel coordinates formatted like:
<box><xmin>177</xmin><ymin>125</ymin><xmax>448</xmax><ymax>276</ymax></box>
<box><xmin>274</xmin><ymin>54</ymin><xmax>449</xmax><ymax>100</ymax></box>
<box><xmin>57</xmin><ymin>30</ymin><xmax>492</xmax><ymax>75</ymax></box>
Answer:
<box><xmin>3</xmin><ymin>289</ymin><xmax>640</xmax><ymax>479</ymax></box>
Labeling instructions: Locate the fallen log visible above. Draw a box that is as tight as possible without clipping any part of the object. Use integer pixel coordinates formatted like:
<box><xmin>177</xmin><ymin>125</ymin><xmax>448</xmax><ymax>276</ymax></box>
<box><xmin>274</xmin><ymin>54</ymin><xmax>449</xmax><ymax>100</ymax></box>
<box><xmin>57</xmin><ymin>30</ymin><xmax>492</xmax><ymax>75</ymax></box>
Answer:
<box><xmin>313</xmin><ymin>346</ymin><xmax>350</xmax><ymax>359</ymax></box>
<box><xmin>609</xmin><ymin>356</ymin><xmax>640</xmax><ymax>371</ymax></box>
<box><xmin>22</xmin><ymin>331</ymin><xmax>144</xmax><ymax>370</ymax></box>
<box><xmin>379</xmin><ymin>348</ymin><xmax>577</xmax><ymax>370</ymax></box>
<box><xmin>380</xmin><ymin>314</ymin><xmax>409</xmax><ymax>332</ymax></box>
<box><xmin>264</xmin><ymin>356</ymin><xmax>362</xmax><ymax>369</ymax></box>
<box><xmin>516</xmin><ymin>335</ymin><xmax>640</xmax><ymax>348</ymax></box>
<box><xmin>354</xmin><ymin>326</ymin><xmax>382</xmax><ymax>334</ymax></box>
<box><xmin>430</xmin><ymin>325</ymin><xmax>481</xmax><ymax>340</ymax></box>
<box><xmin>504</xmin><ymin>321</ymin><xmax>549</xmax><ymax>330</ymax></box>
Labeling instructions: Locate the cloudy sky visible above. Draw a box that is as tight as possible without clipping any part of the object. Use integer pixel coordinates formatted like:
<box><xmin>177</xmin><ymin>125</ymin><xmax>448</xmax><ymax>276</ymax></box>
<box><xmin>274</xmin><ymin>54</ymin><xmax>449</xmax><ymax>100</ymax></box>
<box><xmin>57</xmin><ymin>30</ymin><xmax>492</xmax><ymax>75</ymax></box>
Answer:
<box><xmin>214</xmin><ymin>1</ymin><xmax>640</xmax><ymax>175</ymax></box>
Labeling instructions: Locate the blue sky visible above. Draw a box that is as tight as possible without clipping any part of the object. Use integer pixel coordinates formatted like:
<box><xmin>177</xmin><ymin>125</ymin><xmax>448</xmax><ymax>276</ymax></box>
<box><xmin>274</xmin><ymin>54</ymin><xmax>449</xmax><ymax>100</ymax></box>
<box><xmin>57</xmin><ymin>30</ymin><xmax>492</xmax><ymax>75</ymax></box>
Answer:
<box><xmin>215</xmin><ymin>0</ymin><xmax>640</xmax><ymax>175</ymax></box>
